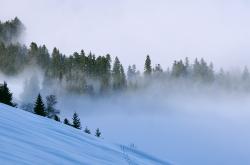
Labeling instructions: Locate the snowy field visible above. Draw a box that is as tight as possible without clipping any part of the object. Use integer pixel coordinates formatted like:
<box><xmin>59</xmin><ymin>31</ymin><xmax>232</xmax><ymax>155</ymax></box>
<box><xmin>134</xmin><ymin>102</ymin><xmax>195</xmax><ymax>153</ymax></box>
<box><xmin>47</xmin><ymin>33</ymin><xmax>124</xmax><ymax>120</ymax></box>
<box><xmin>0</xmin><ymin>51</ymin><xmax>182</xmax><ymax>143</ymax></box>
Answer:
<box><xmin>0</xmin><ymin>103</ymin><xmax>169</xmax><ymax>165</ymax></box>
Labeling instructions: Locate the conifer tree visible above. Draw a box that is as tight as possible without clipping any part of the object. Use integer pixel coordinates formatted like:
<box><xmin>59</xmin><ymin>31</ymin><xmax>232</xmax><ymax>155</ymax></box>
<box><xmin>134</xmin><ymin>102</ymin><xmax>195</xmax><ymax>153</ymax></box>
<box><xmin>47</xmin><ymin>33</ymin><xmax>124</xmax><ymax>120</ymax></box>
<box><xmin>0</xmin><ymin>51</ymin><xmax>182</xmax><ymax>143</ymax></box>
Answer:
<box><xmin>127</xmin><ymin>65</ymin><xmax>139</xmax><ymax>88</ymax></box>
<box><xmin>72</xmin><ymin>112</ymin><xmax>81</xmax><ymax>129</ymax></box>
<box><xmin>144</xmin><ymin>55</ymin><xmax>152</xmax><ymax>76</ymax></box>
<box><xmin>34</xmin><ymin>93</ymin><xmax>46</xmax><ymax>116</ymax></box>
<box><xmin>0</xmin><ymin>81</ymin><xmax>15</xmax><ymax>107</ymax></box>
<box><xmin>171</xmin><ymin>60</ymin><xmax>186</xmax><ymax>77</ymax></box>
<box><xmin>28</xmin><ymin>42</ymin><xmax>38</xmax><ymax>60</ymax></box>
<box><xmin>84</xmin><ymin>127</ymin><xmax>91</xmax><ymax>134</ymax></box>
<box><xmin>153</xmin><ymin>64</ymin><xmax>163</xmax><ymax>73</ymax></box>
<box><xmin>54</xmin><ymin>115</ymin><xmax>60</xmax><ymax>122</ymax></box>
<box><xmin>95</xmin><ymin>128</ymin><xmax>101</xmax><ymax>137</ymax></box>
<box><xmin>120</xmin><ymin>64</ymin><xmax>126</xmax><ymax>88</ymax></box>
<box><xmin>63</xmin><ymin>118</ymin><xmax>71</xmax><ymax>126</ymax></box>
<box><xmin>112</xmin><ymin>57</ymin><xmax>121</xmax><ymax>89</ymax></box>
<box><xmin>112</xmin><ymin>57</ymin><xmax>126</xmax><ymax>90</ymax></box>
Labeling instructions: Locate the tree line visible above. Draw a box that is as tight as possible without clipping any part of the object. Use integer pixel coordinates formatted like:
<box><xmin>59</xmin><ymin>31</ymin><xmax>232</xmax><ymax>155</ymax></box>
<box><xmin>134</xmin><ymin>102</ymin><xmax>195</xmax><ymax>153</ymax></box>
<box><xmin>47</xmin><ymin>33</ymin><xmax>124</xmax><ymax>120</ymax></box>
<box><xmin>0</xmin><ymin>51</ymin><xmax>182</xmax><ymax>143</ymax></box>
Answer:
<box><xmin>1</xmin><ymin>17</ymin><xmax>250</xmax><ymax>94</ymax></box>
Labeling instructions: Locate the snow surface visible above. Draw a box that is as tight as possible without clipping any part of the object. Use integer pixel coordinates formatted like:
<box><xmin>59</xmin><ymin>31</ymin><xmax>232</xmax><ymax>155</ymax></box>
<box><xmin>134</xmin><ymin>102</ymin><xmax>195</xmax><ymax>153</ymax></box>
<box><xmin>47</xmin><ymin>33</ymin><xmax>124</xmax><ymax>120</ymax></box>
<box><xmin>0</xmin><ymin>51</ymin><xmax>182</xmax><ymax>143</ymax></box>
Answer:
<box><xmin>0</xmin><ymin>103</ymin><xmax>169</xmax><ymax>165</ymax></box>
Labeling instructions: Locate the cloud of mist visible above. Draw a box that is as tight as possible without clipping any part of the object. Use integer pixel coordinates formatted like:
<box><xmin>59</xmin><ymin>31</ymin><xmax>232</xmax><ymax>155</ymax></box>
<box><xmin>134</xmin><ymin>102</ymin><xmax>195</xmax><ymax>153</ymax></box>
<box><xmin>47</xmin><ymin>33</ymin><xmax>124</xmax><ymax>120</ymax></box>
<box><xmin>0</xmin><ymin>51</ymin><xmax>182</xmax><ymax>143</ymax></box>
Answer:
<box><xmin>1</xmin><ymin>1</ymin><xmax>250</xmax><ymax>164</ymax></box>
<box><xmin>54</xmin><ymin>81</ymin><xmax>250</xmax><ymax>165</ymax></box>
<box><xmin>1</xmin><ymin>0</ymin><xmax>250</xmax><ymax>70</ymax></box>
<box><xmin>1</xmin><ymin>66</ymin><xmax>250</xmax><ymax>164</ymax></box>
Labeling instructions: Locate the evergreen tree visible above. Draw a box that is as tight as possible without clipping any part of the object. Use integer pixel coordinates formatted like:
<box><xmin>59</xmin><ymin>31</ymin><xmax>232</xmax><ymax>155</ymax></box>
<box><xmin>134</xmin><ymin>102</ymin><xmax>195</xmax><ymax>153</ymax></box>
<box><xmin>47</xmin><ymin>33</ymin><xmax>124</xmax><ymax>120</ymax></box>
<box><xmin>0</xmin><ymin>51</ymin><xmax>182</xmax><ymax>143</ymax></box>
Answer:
<box><xmin>171</xmin><ymin>60</ymin><xmax>186</xmax><ymax>77</ymax></box>
<box><xmin>50</xmin><ymin>47</ymin><xmax>65</xmax><ymax>81</ymax></box>
<box><xmin>72</xmin><ymin>112</ymin><xmax>81</xmax><ymax>129</ymax></box>
<box><xmin>144</xmin><ymin>55</ymin><xmax>152</xmax><ymax>76</ymax></box>
<box><xmin>0</xmin><ymin>81</ymin><xmax>15</xmax><ymax>107</ymax></box>
<box><xmin>95</xmin><ymin>128</ymin><xmax>101</xmax><ymax>137</ymax></box>
<box><xmin>192</xmin><ymin>58</ymin><xmax>214</xmax><ymax>82</ymax></box>
<box><xmin>0</xmin><ymin>43</ymin><xmax>27</xmax><ymax>75</ymax></box>
<box><xmin>153</xmin><ymin>64</ymin><xmax>163</xmax><ymax>73</ymax></box>
<box><xmin>37</xmin><ymin>45</ymin><xmax>50</xmax><ymax>69</ymax></box>
<box><xmin>112</xmin><ymin>57</ymin><xmax>126</xmax><ymax>90</ymax></box>
<box><xmin>193</xmin><ymin>58</ymin><xmax>200</xmax><ymax>78</ymax></box>
<box><xmin>127</xmin><ymin>64</ymin><xmax>139</xmax><ymax>89</ymax></box>
<box><xmin>63</xmin><ymin>118</ymin><xmax>71</xmax><ymax>126</ymax></box>
<box><xmin>34</xmin><ymin>93</ymin><xmax>46</xmax><ymax>116</ymax></box>
<box><xmin>84</xmin><ymin>127</ymin><xmax>91</xmax><ymax>134</ymax></box>
<box><xmin>98</xmin><ymin>54</ymin><xmax>112</xmax><ymax>92</ymax></box>
<box><xmin>54</xmin><ymin>115</ymin><xmax>60</xmax><ymax>122</ymax></box>
<box><xmin>112</xmin><ymin>57</ymin><xmax>121</xmax><ymax>90</ymax></box>
<box><xmin>28</xmin><ymin>42</ymin><xmax>38</xmax><ymax>61</ymax></box>
<box><xmin>120</xmin><ymin>64</ymin><xmax>126</xmax><ymax>88</ymax></box>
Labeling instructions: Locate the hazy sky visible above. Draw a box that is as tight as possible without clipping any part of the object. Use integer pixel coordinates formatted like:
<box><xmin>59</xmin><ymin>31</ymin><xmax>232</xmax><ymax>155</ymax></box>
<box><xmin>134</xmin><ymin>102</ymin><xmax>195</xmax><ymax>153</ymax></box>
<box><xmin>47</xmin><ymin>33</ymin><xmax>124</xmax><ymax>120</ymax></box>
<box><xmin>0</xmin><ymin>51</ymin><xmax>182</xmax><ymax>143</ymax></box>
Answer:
<box><xmin>1</xmin><ymin>0</ymin><xmax>250</xmax><ymax>70</ymax></box>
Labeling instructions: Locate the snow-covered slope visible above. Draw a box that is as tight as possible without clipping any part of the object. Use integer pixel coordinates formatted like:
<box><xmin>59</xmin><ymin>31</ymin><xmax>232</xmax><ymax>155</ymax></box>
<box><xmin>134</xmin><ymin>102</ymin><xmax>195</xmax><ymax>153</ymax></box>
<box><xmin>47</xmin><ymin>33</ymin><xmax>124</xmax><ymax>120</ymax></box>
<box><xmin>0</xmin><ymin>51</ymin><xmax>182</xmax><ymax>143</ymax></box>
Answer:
<box><xmin>0</xmin><ymin>103</ymin><xmax>169</xmax><ymax>165</ymax></box>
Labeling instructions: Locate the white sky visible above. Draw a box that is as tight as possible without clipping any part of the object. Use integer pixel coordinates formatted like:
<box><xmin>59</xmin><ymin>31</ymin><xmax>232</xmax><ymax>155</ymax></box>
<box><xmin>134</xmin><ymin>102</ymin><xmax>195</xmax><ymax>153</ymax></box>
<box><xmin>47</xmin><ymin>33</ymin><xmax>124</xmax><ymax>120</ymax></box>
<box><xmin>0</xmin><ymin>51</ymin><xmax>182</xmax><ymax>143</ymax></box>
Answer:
<box><xmin>0</xmin><ymin>0</ymin><xmax>250</xmax><ymax>70</ymax></box>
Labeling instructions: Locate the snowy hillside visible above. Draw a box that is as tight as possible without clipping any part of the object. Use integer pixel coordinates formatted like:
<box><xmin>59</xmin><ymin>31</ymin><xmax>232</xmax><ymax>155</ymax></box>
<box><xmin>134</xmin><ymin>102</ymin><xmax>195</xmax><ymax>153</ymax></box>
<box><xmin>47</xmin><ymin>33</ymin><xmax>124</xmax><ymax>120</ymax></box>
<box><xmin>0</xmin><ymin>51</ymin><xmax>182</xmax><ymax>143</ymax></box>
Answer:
<box><xmin>0</xmin><ymin>103</ymin><xmax>169</xmax><ymax>165</ymax></box>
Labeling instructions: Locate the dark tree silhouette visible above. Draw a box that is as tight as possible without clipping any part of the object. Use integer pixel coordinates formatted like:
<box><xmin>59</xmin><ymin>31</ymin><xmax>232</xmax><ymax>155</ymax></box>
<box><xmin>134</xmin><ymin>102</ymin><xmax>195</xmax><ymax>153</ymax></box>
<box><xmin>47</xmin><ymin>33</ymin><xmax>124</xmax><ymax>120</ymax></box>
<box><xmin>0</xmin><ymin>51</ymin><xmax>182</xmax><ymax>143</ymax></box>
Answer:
<box><xmin>72</xmin><ymin>112</ymin><xmax>81</xmax><ymax>129</ymax></box>
<box><xmin>95</xmin><ymin>128</ymin><xmax>101</xmax><ymax>137</ymax></box>
<box><xmin>54</xmin><ymin>115</ymin><xmax>60</xmax><ymax>122</ymax></box>
<box><xmin>84</xmin><ymin>127</ymin><xmax>91</xmax><ymax>134</ymax></box>
<box><xmin>144</xmin><ymin>55</ymin><xmax>152</xmax><ymax>75</ymax></box>
<box><xmin>34</xmin><ymin>93</ymin><xmax>46</xmax><ymax>116</ymax></box>
<box><xmin>63</xmin><ymin>118</ymin><xmax>71</xmax><ymax>126</ymax></box>
<box><xmin>0</xmin><ymin>81</ymin><xmax>15</xmax><ymax>107</ymax></box>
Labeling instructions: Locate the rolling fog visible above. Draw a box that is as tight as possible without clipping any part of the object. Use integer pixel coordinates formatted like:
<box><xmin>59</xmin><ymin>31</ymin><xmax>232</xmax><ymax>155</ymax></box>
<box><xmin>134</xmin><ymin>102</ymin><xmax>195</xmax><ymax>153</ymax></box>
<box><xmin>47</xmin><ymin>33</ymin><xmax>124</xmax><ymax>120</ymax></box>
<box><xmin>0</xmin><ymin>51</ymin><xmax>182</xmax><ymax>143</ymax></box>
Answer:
<box><xmin>1</xmin><ymin>70</ymin><xmax>250</xmax><ymax>165</ymax></box>
<box><xmin>1</xmin><ymin>0</ymin><xmax>250</xmax><ymax>164</ymax></box>
<box><xmin>58</xmin><ymin>86</ymin><xmax>250</xmax><ymax>165</ymax></box>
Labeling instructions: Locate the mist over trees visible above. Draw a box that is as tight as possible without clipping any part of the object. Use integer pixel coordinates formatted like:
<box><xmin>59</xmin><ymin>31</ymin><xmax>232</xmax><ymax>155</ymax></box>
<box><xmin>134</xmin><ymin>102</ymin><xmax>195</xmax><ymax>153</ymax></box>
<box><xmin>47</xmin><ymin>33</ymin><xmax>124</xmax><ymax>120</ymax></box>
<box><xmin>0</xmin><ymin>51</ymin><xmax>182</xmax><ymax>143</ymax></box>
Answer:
<box><xmin>0</xmin><ymin>17</ymin><xmax>24</xmax><ymax>45</ymax></box>
<box><xmin>46</xmin><ymin>95</ymin><xmax>59</xmax><ymax>118</ymax></box>
<box><xmin>1</xmin><ymin>17</ymin><xmax>250</xmax><ymax>96</ymax></box>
